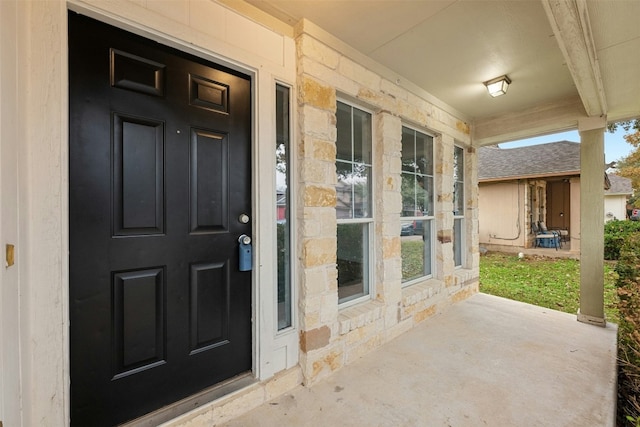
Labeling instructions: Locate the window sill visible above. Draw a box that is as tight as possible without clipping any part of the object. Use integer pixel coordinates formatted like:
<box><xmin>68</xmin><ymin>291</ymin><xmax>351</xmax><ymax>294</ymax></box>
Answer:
<box><xmin>401</xmin><ymin>278</ymin><xmax>444</xmax><ymax>307</ymax></box>
<box><xmin>337</xmin><ymin>300</ymin><xmax>385</xmax><ymax>335</ymax></box>
<box><xmin>453</xmin><ymin>268</ymin><xmax>477</xmax><ymax>286</ymax></box>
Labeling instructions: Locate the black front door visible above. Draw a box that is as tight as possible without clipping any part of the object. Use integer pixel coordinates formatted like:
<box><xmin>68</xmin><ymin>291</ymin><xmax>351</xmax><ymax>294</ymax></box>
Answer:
<box><xmin>69</xmin><ymin>13</ymin><xmax>252</xmax><ymax>426</ymax></box>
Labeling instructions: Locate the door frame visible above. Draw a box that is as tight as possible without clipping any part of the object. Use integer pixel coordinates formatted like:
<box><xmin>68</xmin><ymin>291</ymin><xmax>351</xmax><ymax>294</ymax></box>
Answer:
<box><xmin>61</xmin><ymin>0</ymin><xmax>299</xmax><ymax>421</ymax></box>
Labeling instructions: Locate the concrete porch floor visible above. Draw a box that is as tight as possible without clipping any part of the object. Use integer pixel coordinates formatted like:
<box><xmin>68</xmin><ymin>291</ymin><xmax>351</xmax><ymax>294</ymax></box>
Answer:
<box><xmin>224</xmin><ymin>293</ymin><xmax>617</xmax><ymax>427</ymax></box>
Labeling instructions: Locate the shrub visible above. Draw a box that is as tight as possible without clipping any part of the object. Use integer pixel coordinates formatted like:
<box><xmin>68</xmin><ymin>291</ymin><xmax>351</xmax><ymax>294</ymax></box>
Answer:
<box><xmin>605</xmin><ymin>220</ymin><xmax>640</xmax><ymax>260</ymax></box>
<box><xmin>616</xmin><ymin>233</ymin><xmax>640</xmax><ymax>425</ymax></box>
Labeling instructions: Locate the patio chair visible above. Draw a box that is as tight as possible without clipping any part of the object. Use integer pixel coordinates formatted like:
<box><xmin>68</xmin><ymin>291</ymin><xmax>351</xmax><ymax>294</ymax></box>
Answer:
<box><xmin>532</xmin><ymin>222</ymin><xmax>560</xmax><ymax>250</ymax></box>
<box><xmin>543</xmin><ymin>222</ymin><xmax>569</xmax><ymax>244</ymax></box>
<box><xmin>538</xmin><ymin>222</ymin><xmax>566</xmax><ymax>247</ymax></box>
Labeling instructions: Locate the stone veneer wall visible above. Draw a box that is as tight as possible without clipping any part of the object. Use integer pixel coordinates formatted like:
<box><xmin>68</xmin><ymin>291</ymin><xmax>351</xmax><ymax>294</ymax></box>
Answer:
<box><xmin>295</xmin><ymin>27</ymin><xmax>480</xmax><ymax>386</ymax></box>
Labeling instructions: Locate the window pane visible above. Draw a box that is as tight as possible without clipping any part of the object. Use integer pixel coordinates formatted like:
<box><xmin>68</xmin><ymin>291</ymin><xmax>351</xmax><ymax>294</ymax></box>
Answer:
<box><xmin>401</xmin><ymin>128</ymin><xmax>416</xmax><ymax>173</ymax></box>
<box><xmin>400</xmin><ymin>127</ymin><xmax>434</xmax><ymax>283</ymax></box>
<box><xmin>276</xmin><ymin>84</ymin><xmax>291</xmax><ymax>330</ymax></box>
<box><xmin>353</xmin><ymin>108</ymin><xmax>372</xmax><ymax>164</ymax></box>
<box><xmin>401</xmin><ymin>219</ymin><xmax>432</xmax><ymax>282</ymax></box>
<box><xmin>337</xmin><ymin>223</ymin><xmax>369</xmax><ymax>303</ymax></box>
<box><xmin>453</xmin><ymin>181</ymin><xmax>464</xmax><ymax>216</ymax></box>
<box><xmin>453</xmin><ymin>218</ymin><xmax>463</xmax><ymax>267</ymax></box>
<box><xmin>415</xmin><ymin>133</ymin><xmax>433</xmax><ymax>176</ymax></box>
<box><xmin>336</xmin><ymin>102</ymin><xmax>352</xmax><ymax>162</ymax></box>
<box><xmin>335</xmin><ymin>102</ymin><xmax>372</xmax><ymax>220</ymax></box>
<box><xmin>453</xmin><ymin>145</ymin><xmax>464</xmax><ymax>216</ymax></box>
<box><xmin>336</xmin><ymin>162</ymin><xmax>353</xmax><ymax>220</ymax></box>
<box><xmin>417</xmin><ymin>175</ymin><xmax>433</xmax><ymax>216</ymax></box>
<box><xmin>401</xmin><ymin>172</ymin><xmax>416</xmax><ymax>216</ymax></box>
<box><xmin>353</xmin><ymin>165</ymin><xmax>371</xmax><ymax>218</ymax></box>
<box><xmin>454</xmin><ymin>145</ymin><xmax>464</xmax><ymax>182</ymax></box>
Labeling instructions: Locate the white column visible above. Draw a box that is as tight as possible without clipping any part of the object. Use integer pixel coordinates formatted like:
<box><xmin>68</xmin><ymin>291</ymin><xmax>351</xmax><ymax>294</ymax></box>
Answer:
<box><xmin>577</xmin><ymin>117</ymin><xmax>606</xmax><ymax>326</ymax></box>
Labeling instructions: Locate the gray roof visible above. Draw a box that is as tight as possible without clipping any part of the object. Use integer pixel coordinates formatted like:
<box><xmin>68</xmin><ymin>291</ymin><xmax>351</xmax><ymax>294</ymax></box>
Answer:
<box><xmin>605</xmin><ymin>174</ymin><xmax>633</xmax><ymax>195</ymax></box>
<box><xmin>479</xmin><ymin>141</ymin><xmax>580</xmax><ymax>181</ymax></box>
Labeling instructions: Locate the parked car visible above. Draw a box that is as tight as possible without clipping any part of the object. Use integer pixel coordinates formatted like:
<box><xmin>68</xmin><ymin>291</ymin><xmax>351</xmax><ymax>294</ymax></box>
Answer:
<box><xmin>631</xmin><ymin>208</ymin><xmax>640</xmax><ymax>221</ymax></box>
<box><xmin>401</xmin><ymin>222</ymin><xmax>414</xmax><ymax>236</ymax></box>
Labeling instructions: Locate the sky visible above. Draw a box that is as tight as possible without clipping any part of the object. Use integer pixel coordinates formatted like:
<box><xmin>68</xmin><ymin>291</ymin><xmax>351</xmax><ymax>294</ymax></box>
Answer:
<box><xmin>499</xmin><ymin>127</ymin><xmax>634</xmax><ymax>165</ymax></box>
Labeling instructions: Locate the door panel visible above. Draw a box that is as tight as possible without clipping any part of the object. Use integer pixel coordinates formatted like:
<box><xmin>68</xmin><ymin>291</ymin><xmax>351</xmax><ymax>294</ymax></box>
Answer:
<box><xmin>547</xmin><ymin>181</ymin><xmax>571</xmax><ymax>230</ymax></box>
<box><xmin>190</xmin><ymin>129</ymin><xmax>229</xmax><ymax>233</ymax></box>
<box><xmin>69</xmin><ymin>13</ymin><xmax>252</xmax><ymax>426</ymax></box>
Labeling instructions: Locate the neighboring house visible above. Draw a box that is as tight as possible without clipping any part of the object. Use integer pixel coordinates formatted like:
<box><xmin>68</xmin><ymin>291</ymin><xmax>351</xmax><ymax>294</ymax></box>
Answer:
<box><xmin>605</xmin><ymin>174</ymin><xmax>634</xmax><ymax>221</ymax></box>
<box><xmin>479</xmin><ymin>141</ymin><xmax>580</xmax><ymax>251</ymax></box>
<box><xmin>2</xmin><ymin>1</ymin><xmax>639</xmax><ymax>426</ymax></box>
<box><xmin>478</xmin><ymin>141</ymin><xmax>632</xmax><ymax>252</ymax></box>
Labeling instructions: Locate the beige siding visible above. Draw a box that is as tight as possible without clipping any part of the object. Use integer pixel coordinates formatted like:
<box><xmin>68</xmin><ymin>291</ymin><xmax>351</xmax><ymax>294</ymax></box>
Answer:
<box><xmin>478</xmin><ymin>182</ymin><xmax>526</xmax><ymax>248</ymax></box>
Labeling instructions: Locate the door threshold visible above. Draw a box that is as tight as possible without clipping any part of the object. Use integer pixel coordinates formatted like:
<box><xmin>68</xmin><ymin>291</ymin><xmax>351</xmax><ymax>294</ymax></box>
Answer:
<box><xmin>120</xmin><ymin>372</ymin><xmax>256</xmax><ymax>427</ymax></box>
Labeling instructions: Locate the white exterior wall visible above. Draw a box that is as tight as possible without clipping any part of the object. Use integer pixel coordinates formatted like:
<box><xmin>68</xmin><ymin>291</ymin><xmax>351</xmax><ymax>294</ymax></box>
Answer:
<box><xmin>604</xmin><ymin>194</ymin><xmax>628</xmax><ymax>222</ymax></box>
<box><xmin>0</xmin><ymin>1</ymin><xmax>299</xmax><ymax>425</ymax></box>
<box><xmin>0</xmin><ymin>1</ymin><xmax>24</xmax><ymax>426</ymax></box>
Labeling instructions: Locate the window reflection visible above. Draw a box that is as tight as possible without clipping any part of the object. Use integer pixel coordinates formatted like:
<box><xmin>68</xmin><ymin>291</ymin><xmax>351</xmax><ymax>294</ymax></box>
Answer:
<box><xmin>336</xmin><ymin>101</ymin><xmax>372</xmax><ymax>304</ymax></box>
<box><xmin>400</xmin><ymin>126</ymin><xmax>434</xmax><ymax>284</ymax></box>
<box><xmin>276</xmin><ymin>85</ymin><xmax>291</xmax><ymax>330</ymax></box>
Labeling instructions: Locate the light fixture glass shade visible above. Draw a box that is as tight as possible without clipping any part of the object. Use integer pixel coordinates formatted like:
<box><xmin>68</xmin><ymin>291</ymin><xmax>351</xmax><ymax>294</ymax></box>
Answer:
<box><xmin>484</xmin><ymin>75</ymin><xmax>511</xmax><ymax>97</ymax></box>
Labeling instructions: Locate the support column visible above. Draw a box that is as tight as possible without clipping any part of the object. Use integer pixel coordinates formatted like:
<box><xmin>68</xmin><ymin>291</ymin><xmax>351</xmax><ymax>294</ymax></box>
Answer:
<box><xmin>577</xmin><ymin>117</ymin><xmax>606</xmax><ymax>326</ymax></box>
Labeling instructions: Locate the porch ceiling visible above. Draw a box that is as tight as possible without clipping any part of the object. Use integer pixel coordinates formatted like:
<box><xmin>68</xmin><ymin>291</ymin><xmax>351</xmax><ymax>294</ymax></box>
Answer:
<box><xmin>237</xmin><ymin>0</ymin><xmax>640</xmax><ymax>145</ymax></box>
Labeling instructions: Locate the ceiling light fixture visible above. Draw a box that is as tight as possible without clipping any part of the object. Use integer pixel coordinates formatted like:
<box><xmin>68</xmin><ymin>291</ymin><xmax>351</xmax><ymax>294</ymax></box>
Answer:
<box><xmin>483</xmin><ymin>75</ymin><xmax>511</xmax><ymax>97</ymax></box>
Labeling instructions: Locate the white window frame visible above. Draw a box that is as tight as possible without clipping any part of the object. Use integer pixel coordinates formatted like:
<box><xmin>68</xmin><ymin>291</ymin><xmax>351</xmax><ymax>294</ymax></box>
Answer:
<box><xmin>274</xmin><ymin>82</ymin><xmax>295</xmax><ymax>333</ymax></box>
<box><xmin>335</xmin><ymin>99</ymin><xmax>374</xmax><ymax>307</ymax></box>
<box><xmin>453</xmin><ymin>144</ymin><xmax>465</xmax><ymax>269</ymax></box>
<box><xmin>400</xmin><ymin>124</ymin><xmax>435</xmax><ymax>286</ymax></box>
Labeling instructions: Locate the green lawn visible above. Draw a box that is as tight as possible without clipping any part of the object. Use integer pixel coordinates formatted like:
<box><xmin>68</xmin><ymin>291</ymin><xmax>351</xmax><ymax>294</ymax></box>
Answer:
<box><xmin>401</xmin><ymin>239</ymin><xmax>424</xmax><ymax>280</ymax></box>
<box><xmin>480</xmin><ymin>252</ymin><xmax>619</xmax><ymax>323</ymax></box>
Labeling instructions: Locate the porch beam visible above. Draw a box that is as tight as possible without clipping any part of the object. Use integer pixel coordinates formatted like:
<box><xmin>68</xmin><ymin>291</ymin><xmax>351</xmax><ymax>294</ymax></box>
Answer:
<box><xmin>541</xmin><ymin>0</ymin><xmax>607</xmax><ymax>117</ymax></box>
<box><xmin>472</xmin><ymin>95</ymin><xmax>586</xmax><ymax>146</ymax></box>
<box><xmin>577</xmin><ymin>117</ymin><xmax>606</xmax><ymax>326</ymax></box>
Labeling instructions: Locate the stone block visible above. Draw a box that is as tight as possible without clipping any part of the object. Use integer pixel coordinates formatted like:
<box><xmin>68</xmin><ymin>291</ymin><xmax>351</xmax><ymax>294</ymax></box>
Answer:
<box><xmin>302</xmin><ymin>237</ymin><xmax>336</xmax><ymax>267</ymax></box>
<box><xmin>387</xmin><ymin>156</ymin><xmax>402</xmax><ymax>174</ymax></box>
<box><xmin>297</xmin><ymin>35</ymin><xmax>340</xmax><ymax>69</ymax></box>
<box><xmin>338</xmin><ymin>58</ymin><xmax>381</xmax><ymax>91</ymax></box>
<box><xmin>451</xmin><ymin>284</ymin><xmax>477</xmax><ymax>303</ymax></box>
<box><xmin>303</xmin><ymin>349</ymin><xmax>344</xmax><ymax>384</ymax></box>
<box><xmin>456</xmin><ymin>120</ymin><xmax>470</xmax><ymax>135</ymax></box>
<box><xmin>303</xmin><ymin>267</ymin><xmax>331</xmax><ymax>295</ymax></box>
<box><xmin>380</xmin><ymin>78</ymin><xmax>408</xmax><ymax>102</ymax></box>
<box><xmin>300</xmin><ymin>57</ymin><xmax>361</xmax><ymax>96</ymax></box>
<box><xmin>312</xmin><ymin>139</ymin><xmax>337</xmax><ymax>162</ymax></box>
<box><xmin>300</xmin><ymin>76</ymin><xmax>336</xmax><ymax>111</ymax></box>
<box><xmin>320</xmin><ymin>294</ymin><xmax>338</xmax><ymax>322</ymax></box>
<box><xmin>300</xmin><ymin>105</ymin><xmax>336</xmax><ymax>140</ymax></box>
<box><xmin>301</xmin><ymin>159</ymin><xmax>331</xmax><ymax>183</ymax></box>
<box><xmin>345</xmin><ymin>334</ymin><xmax>382</xmax><ymax>365</ymax></box>
<box><xmin>304</xmin><ymin>185</ymin><xmax>336</xmax><ymax>207</ymax></box>
<box><xmin>413</xmin><ymin>304</ymin><xmax>437</xmax><ymax>324</ymax></box>
<box><xmin>382</xmin><ymin>236</ymin><xmax>401</xmax><ymax>259</ymax></box>
<box><xmin>300</xmin><ymin>325</ymin><xmax>331</xmax><ymax>353</ymax></box>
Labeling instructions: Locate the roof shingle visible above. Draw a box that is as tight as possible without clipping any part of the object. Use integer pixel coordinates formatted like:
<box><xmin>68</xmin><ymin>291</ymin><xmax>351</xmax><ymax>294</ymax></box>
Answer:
<box><xmin>478</xmin><ymin>141</ymin><xmax>580</xmax><ymax>181</ymax></box>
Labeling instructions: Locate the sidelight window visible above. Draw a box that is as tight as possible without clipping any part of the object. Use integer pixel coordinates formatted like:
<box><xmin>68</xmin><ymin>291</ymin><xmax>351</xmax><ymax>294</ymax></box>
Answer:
<box><xmin>276</xmin><ymin>84</ymin><xmax>292</xmax><ymax>330</ymax></box>
<box><xmin>453</xmin><ymin>145</ymin><xmax>465</xmax><ymax>268</ymax></box>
